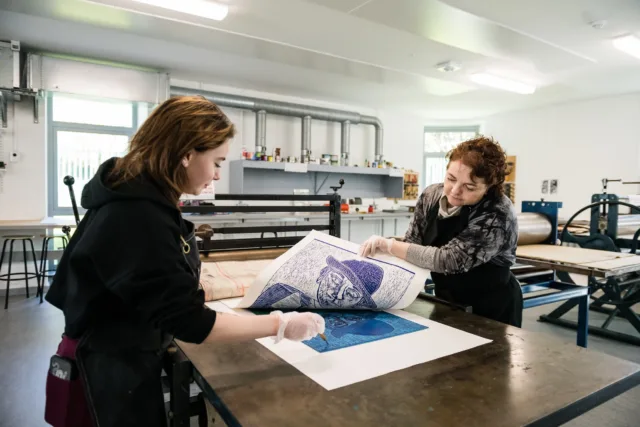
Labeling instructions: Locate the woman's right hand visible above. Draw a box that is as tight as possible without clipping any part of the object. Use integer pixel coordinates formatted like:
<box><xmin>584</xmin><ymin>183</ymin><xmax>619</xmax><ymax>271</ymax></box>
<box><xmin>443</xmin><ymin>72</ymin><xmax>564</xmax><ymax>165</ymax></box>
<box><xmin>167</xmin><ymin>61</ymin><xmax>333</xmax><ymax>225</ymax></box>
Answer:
<box><xmin>272</xmin><ymin>311</ymin><xmax>325</xmax><ymax>343</ymax></box>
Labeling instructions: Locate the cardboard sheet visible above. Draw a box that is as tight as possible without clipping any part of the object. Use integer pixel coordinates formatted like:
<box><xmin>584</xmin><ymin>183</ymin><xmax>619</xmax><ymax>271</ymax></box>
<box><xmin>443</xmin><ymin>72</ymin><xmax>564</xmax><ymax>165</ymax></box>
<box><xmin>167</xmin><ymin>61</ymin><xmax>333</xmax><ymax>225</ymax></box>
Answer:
<box><xmin>200</xmin><ymin>260</ymin><xmax>272</xmax><ymax>301</ymax></box>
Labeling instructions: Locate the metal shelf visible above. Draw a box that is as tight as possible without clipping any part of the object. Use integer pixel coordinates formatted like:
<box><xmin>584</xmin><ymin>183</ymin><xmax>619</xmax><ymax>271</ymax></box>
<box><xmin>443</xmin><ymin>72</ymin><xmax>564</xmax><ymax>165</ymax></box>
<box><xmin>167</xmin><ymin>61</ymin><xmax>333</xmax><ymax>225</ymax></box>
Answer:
<box><xmin>229</xmin><ymin>160</ymin><xmax>404</xmax><ymax>198</ymax></box>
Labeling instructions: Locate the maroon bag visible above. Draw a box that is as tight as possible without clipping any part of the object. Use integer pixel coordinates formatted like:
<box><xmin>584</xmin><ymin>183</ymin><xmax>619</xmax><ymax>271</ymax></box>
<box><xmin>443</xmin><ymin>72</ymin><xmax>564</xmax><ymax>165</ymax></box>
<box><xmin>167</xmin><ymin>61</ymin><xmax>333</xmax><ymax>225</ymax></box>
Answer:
<box><xmin>44</xmin><ymin>336</ymin><xmax>93</xmax><ymax>427</ymax></box>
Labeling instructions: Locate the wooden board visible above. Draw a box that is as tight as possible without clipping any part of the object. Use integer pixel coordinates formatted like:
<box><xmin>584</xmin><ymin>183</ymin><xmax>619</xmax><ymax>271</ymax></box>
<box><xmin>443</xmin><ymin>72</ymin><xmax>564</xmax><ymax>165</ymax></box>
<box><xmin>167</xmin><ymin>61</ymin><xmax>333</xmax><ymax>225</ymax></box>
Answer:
<box><xmin>177</xmin><ymin>297</ymin><xmax>640</xmax><ymax>427</ymax></box>
<box><xmin>516</xmin><ymin>244</ymin><xmax>635</xmax><ymax>265</ymax></box>
<box><xmin>0</xmin><ymin>218</ymin><xmax>76</xmax><ymax>231</ymax></box>
<box><xmin>199</xmin><ymin>248</ymin><xmax>287</xmax><ymax>262</ymax></box>
<box><xmin>580</xmin><ymin>255</ymin><xmax>640</xmax><ymax>272</ymax></box>
<box><xmin>516</xmin><ymin>244</ymin><xmax>640</xmax><ymax>277</ymax></box>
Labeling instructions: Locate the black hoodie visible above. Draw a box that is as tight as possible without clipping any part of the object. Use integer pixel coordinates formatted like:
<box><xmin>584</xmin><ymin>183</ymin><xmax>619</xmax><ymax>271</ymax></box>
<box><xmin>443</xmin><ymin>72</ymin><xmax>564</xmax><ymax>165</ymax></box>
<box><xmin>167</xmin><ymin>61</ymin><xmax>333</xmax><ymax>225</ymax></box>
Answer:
<box><xmin>46</xmin><ymin>158</ymin><xmax>216</xmax><ymax>346</ymax></box>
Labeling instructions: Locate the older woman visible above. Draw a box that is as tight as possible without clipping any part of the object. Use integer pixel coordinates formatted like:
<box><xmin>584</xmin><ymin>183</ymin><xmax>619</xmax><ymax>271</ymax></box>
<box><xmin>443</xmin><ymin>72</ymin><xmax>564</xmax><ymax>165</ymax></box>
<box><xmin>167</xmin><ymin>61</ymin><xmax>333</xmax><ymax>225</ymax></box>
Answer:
<box><xmin>359</xmin><ymin>137</ymin><xmax>522</xmax><ymax>327</ymax></box>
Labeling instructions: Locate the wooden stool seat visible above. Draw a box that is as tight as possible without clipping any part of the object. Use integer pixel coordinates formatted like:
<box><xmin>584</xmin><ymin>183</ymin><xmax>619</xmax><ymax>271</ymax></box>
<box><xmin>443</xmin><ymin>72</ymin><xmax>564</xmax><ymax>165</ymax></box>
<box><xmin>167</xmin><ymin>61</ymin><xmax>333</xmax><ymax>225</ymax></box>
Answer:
<box><xmin>1</xmin><ymin>235</ymin><xmax>35</xmax><ymax>240</ymax></box>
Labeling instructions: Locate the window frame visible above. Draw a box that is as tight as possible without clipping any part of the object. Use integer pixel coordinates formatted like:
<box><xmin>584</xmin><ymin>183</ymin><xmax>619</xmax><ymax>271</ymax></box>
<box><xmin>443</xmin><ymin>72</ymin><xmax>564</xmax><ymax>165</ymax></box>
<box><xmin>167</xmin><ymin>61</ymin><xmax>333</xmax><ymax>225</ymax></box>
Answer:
<box><xmin>47</xmin><ymin>92</ymin><xmax>139</xmax><ymax>216</ymax></box>
<box><xmin>422</xmin><ymin>125</ymin><xmax>480</xmax><ymax>190</ymax></box>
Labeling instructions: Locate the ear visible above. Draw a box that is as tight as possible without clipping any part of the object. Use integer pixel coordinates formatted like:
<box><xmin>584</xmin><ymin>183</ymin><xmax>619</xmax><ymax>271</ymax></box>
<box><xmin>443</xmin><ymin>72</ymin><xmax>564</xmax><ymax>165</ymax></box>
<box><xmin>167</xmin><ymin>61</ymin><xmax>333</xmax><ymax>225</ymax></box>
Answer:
<box><xmin>182</xmin><ymin>151</ymin><xmax>193</xmax><ymax>168</ymax></box>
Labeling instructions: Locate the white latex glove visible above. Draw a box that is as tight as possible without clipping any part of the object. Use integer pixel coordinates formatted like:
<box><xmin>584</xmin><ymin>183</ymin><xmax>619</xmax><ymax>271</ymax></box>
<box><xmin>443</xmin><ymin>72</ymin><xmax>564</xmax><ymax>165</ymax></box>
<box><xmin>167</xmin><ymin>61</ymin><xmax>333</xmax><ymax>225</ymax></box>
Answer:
<box><xmin>272</xmin><ymin>311</ymin><xmax>325</xmax><ymax>343</ymax></box>
<box><xmin>358</xmin><ymin>235</ymin><xmax>393</xmax><ymax>258</ymax></box>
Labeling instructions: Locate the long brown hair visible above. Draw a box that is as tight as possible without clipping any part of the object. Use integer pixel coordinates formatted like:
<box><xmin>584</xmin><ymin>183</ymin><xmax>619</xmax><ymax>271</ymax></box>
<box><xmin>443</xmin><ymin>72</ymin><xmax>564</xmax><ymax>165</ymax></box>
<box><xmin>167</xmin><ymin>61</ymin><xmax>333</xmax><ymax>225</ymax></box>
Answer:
<box><xmin>108</xmin><ymin>95</ymin><xmax>236</xmax><ymax>204</ymax></box>
<box><xmin>446</xmin><ymin>136</ymin><xmax>510</xmax><ymax>198</ymax></box>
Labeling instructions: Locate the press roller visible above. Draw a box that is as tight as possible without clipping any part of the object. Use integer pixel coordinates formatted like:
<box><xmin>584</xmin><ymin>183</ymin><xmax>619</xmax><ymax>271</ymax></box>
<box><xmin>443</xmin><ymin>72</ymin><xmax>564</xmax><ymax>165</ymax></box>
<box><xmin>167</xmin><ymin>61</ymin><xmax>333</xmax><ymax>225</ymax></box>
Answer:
<box><xmin>516</xmin><ymin>212</ymin><xmax>640</xmax><ymax>246</ymax></box>
<box><xmin>517</xmin><ymin>213</ymin><xmax>554</xmax><ymax>246</ymax></box>
<box><xmin>517</xmin><ymin>195</ymin><xmax>640</xmax><ymax>250</ymax></box>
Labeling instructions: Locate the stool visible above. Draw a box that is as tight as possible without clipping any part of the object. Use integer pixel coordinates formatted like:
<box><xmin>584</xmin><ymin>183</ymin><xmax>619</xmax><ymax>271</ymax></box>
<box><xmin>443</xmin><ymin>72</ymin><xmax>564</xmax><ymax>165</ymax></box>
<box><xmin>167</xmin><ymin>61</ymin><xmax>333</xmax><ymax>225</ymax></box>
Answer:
<box><xmin>0</xmin><ymin>235</ymin><xmax>40</xmax><ymax>309</ymax></box>
<box><xmin>38</xmin><ymin>234</ymin><xmax>69</xmax><ymax>303</ymax></box>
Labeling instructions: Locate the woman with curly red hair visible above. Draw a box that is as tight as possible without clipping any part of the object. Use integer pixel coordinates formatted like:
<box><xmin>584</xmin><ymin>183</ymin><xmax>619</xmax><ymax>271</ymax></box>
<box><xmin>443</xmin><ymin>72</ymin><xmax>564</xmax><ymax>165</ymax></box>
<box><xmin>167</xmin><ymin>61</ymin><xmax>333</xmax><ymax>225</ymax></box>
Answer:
<box><xmin>359</xmin><ymin>136</ymin><xmax>522</xmax><ymax>327</ymax></box>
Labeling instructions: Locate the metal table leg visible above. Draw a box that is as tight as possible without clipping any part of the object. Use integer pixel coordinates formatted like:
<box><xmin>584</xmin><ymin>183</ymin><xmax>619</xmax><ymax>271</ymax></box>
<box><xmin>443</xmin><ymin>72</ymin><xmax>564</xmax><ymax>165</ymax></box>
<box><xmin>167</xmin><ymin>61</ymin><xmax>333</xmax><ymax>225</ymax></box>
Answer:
<box><xmin>577</xmin><ymin>294</ymin><xmax>589</xmax><ymax>348</ymax></box>
<box><xmin>164</xmin><ymin>346</ymin><xmax>193</xmax><ymax>427</ymax></box>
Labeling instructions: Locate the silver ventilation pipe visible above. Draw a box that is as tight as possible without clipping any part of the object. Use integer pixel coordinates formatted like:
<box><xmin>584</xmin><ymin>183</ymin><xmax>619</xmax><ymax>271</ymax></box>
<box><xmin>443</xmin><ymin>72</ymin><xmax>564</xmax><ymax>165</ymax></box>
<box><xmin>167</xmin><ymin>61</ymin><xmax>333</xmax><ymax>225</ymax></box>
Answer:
<box><xmin>171</xmin><ymin>86</ymin><xmax>384</xmax><ymax>162</ymax></box>
<box><xmin>255</xmin><ymin>110</ymin><xmax>267</xmax><ymax>156</ymax></box>
<box><xmin>361</xmin><ymin>115</ymin><xmax>383</xmax><ymax>162</ymax></box>
<box><xmin>301</xmin><ymin>115</ymin><xmax>311</xmax><ymax>163</ymax></box>
<box><xmin>341</xmin><ymin>121</ymin><xmax>351</xmax><ymax>166</ymax></box>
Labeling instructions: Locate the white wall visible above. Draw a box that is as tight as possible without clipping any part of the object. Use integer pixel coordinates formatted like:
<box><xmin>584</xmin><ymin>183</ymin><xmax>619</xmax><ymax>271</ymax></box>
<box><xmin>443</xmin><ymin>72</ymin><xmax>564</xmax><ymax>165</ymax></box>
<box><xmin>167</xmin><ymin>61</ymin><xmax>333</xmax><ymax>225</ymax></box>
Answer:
<box><xmin>0</xmin><ymin>78</ymin><xmax>427</xmax><ymax>222</ymax></box>
<box><xmin>482</xmin><ymin>93</ymin><xmax>640</xmax><ymax>220</ymax></box>
<box><xmin>0</xmin><ymin>97</ymin><xmax>47</xmax><ymax>221</ymax></box>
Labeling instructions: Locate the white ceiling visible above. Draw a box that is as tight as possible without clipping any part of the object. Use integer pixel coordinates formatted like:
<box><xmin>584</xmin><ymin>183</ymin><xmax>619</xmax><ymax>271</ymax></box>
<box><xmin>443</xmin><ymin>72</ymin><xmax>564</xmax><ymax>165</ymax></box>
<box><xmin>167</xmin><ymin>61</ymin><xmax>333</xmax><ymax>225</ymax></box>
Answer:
<box><xmin>1</xmin><ymin>0</ymin><xmax>640</xmax><ymax>118</ymax></box>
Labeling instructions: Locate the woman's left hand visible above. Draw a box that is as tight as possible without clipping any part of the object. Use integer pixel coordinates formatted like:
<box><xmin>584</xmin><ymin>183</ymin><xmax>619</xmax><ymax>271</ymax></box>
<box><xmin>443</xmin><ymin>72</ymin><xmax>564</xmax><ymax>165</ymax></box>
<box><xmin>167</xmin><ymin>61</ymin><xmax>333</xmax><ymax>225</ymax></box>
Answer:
<box><xmin>359</xmin><ymin>235</ymin><xmax>393</xmax><ymax>257</ymax></box>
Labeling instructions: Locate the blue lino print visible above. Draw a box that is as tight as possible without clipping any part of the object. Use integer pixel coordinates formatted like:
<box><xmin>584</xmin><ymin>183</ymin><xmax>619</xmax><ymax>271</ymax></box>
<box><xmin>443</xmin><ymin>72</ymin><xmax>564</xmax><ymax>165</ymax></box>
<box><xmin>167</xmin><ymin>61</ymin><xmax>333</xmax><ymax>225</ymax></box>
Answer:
<box><xmin>251</xmin><ymin>255</ymin><xmax>382</xmax><ymax>309</ymax></box>
<box><xmin>249</xmin><ymin>239</ymin><xmax>416</xmax><ymax>310</ymax></box>
<box><xmin>303</xmin><ymin>311</ymin><xmax>428</xmax><ymax>353</ymax></box>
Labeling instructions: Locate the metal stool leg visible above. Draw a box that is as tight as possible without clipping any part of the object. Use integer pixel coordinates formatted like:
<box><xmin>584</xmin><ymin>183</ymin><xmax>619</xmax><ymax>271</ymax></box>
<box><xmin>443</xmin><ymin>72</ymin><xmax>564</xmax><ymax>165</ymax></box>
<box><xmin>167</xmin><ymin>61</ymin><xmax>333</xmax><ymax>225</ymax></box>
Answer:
<box><xmin>0</xmin><ymin>239</ymin><xmax>8</xmax><ymax>309</ymax></box>
<box><xmin>22</xmin><ymin>240</ymin><xmax>29</xmax><ymax>299</ymax></box>
<box><xmin>28</xmin><ymin>240</ymin><xmax>40</xmax><ymax>303</ymax></box>
<box><xmin>5</xmin><ymin>240</ymin><xmax>15</xmax><ymax>310</ymax></box>
<box><xmin>38</xmin><ymin>237</ymin><xmax>47</xmax><ymax>299</ymax></box>
<box><xmin>0</xmin><ymin>239</ymin><xmax>8</xmax><ymax>278</ymax></box>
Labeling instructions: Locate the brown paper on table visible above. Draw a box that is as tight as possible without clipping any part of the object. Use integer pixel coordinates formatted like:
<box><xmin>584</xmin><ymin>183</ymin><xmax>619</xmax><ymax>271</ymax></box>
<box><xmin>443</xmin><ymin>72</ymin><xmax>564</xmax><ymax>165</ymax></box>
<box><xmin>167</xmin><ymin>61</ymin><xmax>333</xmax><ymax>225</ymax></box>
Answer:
<box><xmin>199</xmin><ymin>260</ymin><xmax>273</xmax><ymax>301</ymax></box>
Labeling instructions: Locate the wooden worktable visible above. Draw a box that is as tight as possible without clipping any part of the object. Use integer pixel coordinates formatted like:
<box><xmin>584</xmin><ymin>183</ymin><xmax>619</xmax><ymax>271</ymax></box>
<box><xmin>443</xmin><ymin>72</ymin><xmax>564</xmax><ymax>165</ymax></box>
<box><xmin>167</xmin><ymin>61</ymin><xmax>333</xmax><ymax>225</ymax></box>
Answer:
<box><xmin>0</xmin><ymin>211</ymin><xmax>413</xmax><ymax>231</ymax></box>
<box><xmin>176</xmin><ymin>297</ymin><xmax>640</xmax><ymax>427</ymax></box>
<box><xmin>516</xmin><ymin>244</ymin><xmax>640</xmax><ymax>278</ymax></box>
<box><xmin>0</xmin><ymin>218</ymin><xmax>76</xmax><ymax>231</ymax></box>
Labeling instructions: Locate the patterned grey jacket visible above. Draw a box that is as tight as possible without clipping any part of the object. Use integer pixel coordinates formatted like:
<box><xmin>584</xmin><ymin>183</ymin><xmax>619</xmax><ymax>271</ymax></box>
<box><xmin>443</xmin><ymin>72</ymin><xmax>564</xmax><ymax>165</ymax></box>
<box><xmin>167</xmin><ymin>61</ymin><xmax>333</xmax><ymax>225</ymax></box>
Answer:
<box><xmin>404</xmin><ymin>183</ymin><xmax>518</xmax><ymax>274</ymax></box>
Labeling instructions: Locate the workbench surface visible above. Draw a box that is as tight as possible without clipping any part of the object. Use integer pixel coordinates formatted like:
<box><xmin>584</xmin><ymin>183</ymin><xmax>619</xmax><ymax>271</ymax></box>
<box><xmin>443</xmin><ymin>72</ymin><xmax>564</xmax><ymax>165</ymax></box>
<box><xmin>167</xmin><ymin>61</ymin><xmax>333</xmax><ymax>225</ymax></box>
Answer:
<box><xmin>516</xmin><ymin>244</ymin><xmax>640</xmax><ymax>277</ymax></box>
<box><xmin>0</xmin><ymin>211</ymin><xmax>413</xmax><ymax>230</ymax></box>
<box><xmin>176</xmin><ymin>298</ymin><xmax>640</xmax><ymax>427</ymax></box>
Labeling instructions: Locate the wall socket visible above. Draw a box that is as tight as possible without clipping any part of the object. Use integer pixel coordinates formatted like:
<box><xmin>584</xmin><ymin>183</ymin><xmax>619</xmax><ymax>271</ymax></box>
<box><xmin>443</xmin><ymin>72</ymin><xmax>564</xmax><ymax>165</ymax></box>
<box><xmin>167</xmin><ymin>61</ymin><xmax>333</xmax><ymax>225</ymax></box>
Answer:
<box><xmin>9</xmin><ymin>152</ymin><xmax>19</xmax><ymax>162</ymax></box>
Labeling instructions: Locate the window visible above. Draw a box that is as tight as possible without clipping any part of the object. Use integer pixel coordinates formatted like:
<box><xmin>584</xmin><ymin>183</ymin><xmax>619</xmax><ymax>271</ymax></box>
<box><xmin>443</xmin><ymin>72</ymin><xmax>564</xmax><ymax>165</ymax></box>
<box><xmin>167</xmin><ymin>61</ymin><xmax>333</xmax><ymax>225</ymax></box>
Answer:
<box><xmin>48</xmin><ymin>93</ymin><xmax>155</xmax><ymax>216</ymax></box>
<box><xmin>423</xmin><ymin>126</ymin><xmax>479</xmax><ymax>189</ymax></box>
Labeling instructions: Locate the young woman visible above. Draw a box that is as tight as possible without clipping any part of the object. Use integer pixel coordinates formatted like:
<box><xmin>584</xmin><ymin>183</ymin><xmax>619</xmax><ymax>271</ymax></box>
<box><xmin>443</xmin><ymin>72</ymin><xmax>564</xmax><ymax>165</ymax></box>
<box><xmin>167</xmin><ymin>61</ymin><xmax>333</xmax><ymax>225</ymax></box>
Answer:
<box><xmin>45</xmin><ymin>96</ymin><xmax>325</xmax><ymax>427</ymax></box>
<box><xmin>359</xmin><ymin>137</ymin><xmax>522</xmax><ymax>327</ymax></box>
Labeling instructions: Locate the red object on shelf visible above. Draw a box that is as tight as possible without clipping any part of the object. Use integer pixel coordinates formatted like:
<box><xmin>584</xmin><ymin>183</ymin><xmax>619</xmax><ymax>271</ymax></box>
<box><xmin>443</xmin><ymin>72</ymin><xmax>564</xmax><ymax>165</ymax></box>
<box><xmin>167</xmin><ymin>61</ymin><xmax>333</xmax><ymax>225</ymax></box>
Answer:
<box><xmin>341</xmin><ymin>202</ymin><xmax>350</xmax><ymax>213</ymax></box>
<box><xmin>368</xmin><ymin>205</ymin><xmax>374</xmax><ymax>213</ymax></box>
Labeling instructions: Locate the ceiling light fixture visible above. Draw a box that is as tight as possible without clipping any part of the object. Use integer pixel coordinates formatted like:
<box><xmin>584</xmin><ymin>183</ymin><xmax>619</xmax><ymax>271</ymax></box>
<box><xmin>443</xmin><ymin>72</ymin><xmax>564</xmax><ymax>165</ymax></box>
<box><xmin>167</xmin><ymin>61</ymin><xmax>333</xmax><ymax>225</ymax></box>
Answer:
<box><xmin>435</xmin><ymin>61</ymin><xmax>461</xmax><ymax>73</ymax></box>
<box><xmin>132</xmin><ymin>0</ymin><xmax>228</xmax><ymax>21</ymax></box>
<box><xmin>470</xmin><ymin>73</ymin><xmax>536</xmax><ymax>95</ymax></box>
<box><xmin>613</xmin><ymin>34</ymin><xmax>640</xmax><ymax>60</ymax></box>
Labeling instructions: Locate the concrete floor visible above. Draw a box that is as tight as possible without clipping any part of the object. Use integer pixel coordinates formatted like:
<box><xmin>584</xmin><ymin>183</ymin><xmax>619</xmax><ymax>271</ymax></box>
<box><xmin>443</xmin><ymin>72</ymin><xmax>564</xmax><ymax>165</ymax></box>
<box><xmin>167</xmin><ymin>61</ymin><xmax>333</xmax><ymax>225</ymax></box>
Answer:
<box><xmin>0</xmin><ymin>292</ymin><xmax>638</xmax><ymax>427</ymax></box>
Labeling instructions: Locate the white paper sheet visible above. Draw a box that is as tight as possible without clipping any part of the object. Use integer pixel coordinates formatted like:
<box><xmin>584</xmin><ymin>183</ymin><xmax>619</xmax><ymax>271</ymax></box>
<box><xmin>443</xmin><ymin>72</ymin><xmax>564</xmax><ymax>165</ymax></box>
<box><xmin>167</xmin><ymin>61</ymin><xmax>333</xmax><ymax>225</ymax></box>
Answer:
<box><xmin>237</xmin><ymin>230</ymin><xmax>428</xmax><ymax>310</ymax></box>
<box><xmin>213</xmin><ymin>298</ymin><xmax>492</xmax><ymax>391</ymax></box>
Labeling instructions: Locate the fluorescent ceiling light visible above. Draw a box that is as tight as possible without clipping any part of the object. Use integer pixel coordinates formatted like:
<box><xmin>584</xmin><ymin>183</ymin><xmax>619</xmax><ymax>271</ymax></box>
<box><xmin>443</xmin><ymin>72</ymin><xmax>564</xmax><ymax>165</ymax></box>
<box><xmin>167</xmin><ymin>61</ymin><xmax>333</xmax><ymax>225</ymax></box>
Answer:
<box><xmin>470</xmin><ymin>73</ymin><xmax>536</xmax><ymax>95</ymax></box>
<box><xmin>132</xmin><ymin>0</ymin><xmax>228</xmax><ymax>21</ymax></box>
<box><xmin>613</xmin><ymin>34</ymin><xmax>640</xmax><ymax>60</ymax></box>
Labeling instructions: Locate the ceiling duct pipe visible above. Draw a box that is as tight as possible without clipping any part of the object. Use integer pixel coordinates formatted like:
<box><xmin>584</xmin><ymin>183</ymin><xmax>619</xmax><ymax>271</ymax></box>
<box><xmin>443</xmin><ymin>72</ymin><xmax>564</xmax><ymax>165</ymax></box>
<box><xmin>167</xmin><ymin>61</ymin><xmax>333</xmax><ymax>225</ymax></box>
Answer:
<box><xmin>301</xmin><ymin>115</ymin><xmax>311</xmax><ymax>163</ymax></box>
<box><xmin>360</xmin><ymin>115</ymin><xmax>383</xmax><ymax>163</ymax></box>
<box><xmin>341</xmin><ymin>121</ymin><xmax>351</xmax><ymax>166</ymax></box>
<box><xmin>170</xmin><ymin>86</ymin><xmax>384</xmax><ymax>162</ymax></box>
<box><xmin>255</xmin><ymin>110</ymin><xmax>267</xmax><ymax>156</ymax></box>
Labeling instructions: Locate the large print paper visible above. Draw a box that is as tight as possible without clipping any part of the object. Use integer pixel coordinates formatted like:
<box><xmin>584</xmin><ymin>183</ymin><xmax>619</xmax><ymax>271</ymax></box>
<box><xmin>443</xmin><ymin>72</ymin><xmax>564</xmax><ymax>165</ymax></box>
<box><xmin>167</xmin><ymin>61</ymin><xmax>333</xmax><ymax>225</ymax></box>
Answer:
<box><xmin>213</xmin><ymin>299</ymin><xmax>492</xmax><ymax>391</ymax></box>
<box><xmin>237</xmin><ymin>230</ymin><xmax>427</xmax><ymax>310</ymax></box>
